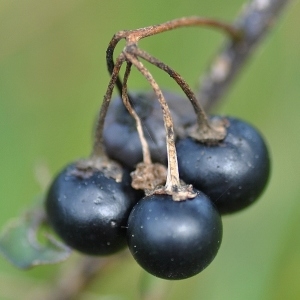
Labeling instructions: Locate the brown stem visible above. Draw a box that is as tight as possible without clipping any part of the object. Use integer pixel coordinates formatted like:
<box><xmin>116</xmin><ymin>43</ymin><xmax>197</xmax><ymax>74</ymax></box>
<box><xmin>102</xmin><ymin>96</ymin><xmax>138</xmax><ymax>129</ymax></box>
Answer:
<box><xmin>122</xmin><ymin>62</ymin><xmax>168</xmax><ymax>192</ymax></box>
<box><xmin>129</xmin><ymin>46</ymin><xmax>226</xmax><ymax>142</ymax></box>
<box><xmin>91</xmin><ymin>54</ymin><xmax>125</xmax><ymax>159</ymax></box>
<box><xmin>121</xmin><ymin>62</ymin><xmax>152</xmax><ymax>165</ymax></box>
<box><xmin>124</xmin><ymin>52</ymin><xmax>195</xmax><ymax>200</ymax></box>
<box><xmin>124</xmin><ymin>52</ymin><xmax>179</xmax><ymax>188</ymax></box>
<box><xmin>106</xmin><ymin>17</ymin><xmax>242</xmax><ymax>98</ymax></box>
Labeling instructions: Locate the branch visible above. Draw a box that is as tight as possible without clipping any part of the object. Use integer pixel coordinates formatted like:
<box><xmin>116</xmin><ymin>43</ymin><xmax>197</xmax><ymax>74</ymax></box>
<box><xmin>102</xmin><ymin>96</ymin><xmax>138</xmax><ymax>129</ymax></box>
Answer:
<box><xmin>43</xmin><ymin>254</ymin><xmax>125</xmax><ymax>300</ymax></box>
<box><xmin>198</xmin><ymin>0</ymin><xmax>290</xmax><ymax>111</ymax></box>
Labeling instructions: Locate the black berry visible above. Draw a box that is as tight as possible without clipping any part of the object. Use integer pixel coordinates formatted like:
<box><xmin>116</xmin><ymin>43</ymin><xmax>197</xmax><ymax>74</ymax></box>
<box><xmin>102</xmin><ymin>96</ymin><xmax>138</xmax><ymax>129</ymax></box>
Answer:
<box><xmin>127</xmin><ymin>191</ymin><xmax>222</xmax><ymax>280</ymax></box>
<box><xmin>176</xmin><ymin>116</ymin><xmax>270</xmax><ymax>214</ymax></box>
<box><xmin>103</xmin><ymin>91</ymin><xmax>195</xmax><ymax>170</ymax></box>
<box><xmin>46</xmin><ymin>163</ymin><xmax>140</xmax><ymax>255</ymax></box>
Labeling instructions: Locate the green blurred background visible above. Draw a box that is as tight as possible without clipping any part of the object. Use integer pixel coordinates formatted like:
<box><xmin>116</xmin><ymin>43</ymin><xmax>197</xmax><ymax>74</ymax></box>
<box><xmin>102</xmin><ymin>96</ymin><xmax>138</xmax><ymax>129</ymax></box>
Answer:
<box><xmin>1</xmin><ymin>0</ymin><xmax>300</xmax><ymax>299</ymax></box>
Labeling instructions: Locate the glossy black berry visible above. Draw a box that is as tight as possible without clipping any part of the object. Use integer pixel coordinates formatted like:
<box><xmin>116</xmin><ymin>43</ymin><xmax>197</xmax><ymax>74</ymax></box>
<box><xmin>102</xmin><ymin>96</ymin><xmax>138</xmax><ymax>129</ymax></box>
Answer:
<box><xmin>103</xmin><ymin>91</ymin><xmax>196</xmax><ymax>170</ymax></box>
<box><xmin>176</xmin><ymin>116</ymin><xmax>271</xmax><ymax>214</ymax></box>
<box><xmin>127</xmin><ymin>191</ymin><xmax>222</xmax><ymax>280</ymax></box>
<box><xmin>46</xmin><ymin>163</ymin><xmax>140</xmax><ymax>255</ymax></box>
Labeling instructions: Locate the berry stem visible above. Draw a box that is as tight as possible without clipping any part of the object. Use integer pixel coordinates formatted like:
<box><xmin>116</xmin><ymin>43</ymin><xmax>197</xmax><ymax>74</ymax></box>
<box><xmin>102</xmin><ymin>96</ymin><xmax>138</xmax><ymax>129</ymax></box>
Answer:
<box><xmin>121</xmin><ymin>62</ymin><xmax>152</xmax><ymax>165</ymax></box>
<box><xmin>125</xmin><ymin>52</ymin><xmax>179</xmax><ymax>187</ymax></box>
<box><xmin>121</xmin><ymin>61</ymin><xmax>168</xmax><ymax>192</ymax></box>
<box><xmin>91</xmin><ymin>16</ymin><xmax>239</xmax><ymax>179</ymax></box>
<box><xmin>129</xmin><ymin>46</ymin><xmax>227</xmax><ymax>142</ymax></box>
<box><xmin>85</xmin><ymin>53</ymin><xmax>127</xmax><ymax>182</ymax></box>
<box><xmin>91</xmin><ymin>54</ymin><xmax>125</xmax><ymax>159</ymax></box>
<box><xmin>106</xmin><ymin>16</ymin><xmax>242</xmax><ymax>99</ymax></box>
<box><xmin>124</xmin><ymin>52</ymin><xmax>195</xmax><ymax>200</ymax></box>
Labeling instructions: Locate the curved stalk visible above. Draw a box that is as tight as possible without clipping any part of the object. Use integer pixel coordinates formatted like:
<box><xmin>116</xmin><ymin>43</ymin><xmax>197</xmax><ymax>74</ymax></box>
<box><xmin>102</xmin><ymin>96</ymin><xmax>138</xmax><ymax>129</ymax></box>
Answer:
<box><xmin>124</xmin><ymin>52</ymin><xmax>195</xmax><ymax>200</ymax></box>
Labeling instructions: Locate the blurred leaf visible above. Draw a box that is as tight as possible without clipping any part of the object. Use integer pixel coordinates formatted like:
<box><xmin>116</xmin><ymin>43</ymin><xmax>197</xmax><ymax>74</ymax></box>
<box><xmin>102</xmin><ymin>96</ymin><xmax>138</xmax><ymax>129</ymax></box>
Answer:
<box><xmin>272</xmin><ymin>253</ymin><xmax>300</xmax><ymax>300</ymax></box>
<box><xmin>0</xmin><ymin>200</ymin><xmax>72</xmax><ymax>269</ymax></box>
<box><xmin>139</xmin><ymin>271</ymin><xmax>171</xmax><ymax>300</ymax></box>
<box><xmin>266</xmin><ymin>197</ymin><xmax>300</xmax><ymax>300</ymax></box>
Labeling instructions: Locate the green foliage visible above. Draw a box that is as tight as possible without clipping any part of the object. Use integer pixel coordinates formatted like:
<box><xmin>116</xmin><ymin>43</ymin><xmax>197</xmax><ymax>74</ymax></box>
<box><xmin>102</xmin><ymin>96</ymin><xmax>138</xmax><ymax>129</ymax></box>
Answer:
<box><xmin>0</xmin><ymin>201</ymin><xmax>71</xmax><ymax>269</ymax></box>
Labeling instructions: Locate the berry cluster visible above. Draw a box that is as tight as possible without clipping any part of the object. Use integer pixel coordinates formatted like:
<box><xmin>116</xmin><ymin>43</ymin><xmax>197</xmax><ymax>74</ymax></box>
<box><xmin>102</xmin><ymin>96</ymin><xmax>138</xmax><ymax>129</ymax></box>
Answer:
<box><xmin>45</xmin><ymin>17</ymin><xmax>270</xmax><ymax>280</ymax></box>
